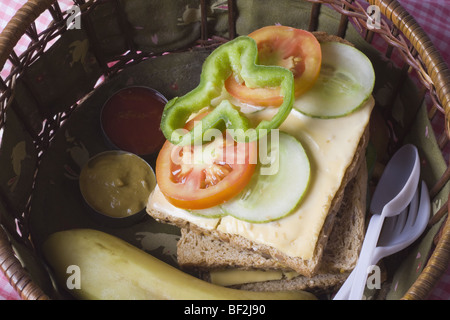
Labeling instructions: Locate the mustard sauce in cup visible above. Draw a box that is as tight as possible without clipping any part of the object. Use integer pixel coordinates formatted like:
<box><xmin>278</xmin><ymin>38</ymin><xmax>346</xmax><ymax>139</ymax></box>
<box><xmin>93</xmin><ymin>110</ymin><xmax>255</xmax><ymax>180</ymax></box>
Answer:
<box><xmin>79</xmin><ymin>151</ymin><xmax>156</xmax><ymax>223</ymax></box>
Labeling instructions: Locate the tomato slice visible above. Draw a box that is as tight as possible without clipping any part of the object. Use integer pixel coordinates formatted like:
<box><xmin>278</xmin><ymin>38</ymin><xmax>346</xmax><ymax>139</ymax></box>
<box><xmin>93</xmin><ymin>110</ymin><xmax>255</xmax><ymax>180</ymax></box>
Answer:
<box><xmin>225</xmin><ymin>26</ymin><xmax>322</xmax><ymax>107</ymax></box>
<box><xmin>156</xmin><ymin>132</ymin><xmax>257</xmax><ymax>210</ymax></box>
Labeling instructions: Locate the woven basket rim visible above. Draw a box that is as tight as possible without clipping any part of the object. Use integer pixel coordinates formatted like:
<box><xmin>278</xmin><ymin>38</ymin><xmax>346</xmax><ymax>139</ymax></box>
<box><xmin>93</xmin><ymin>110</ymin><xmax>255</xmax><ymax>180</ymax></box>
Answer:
<box><xmin>0</xmin><ymin>0</ymin><xmax>449</xmax><ymax>300</ymax></box>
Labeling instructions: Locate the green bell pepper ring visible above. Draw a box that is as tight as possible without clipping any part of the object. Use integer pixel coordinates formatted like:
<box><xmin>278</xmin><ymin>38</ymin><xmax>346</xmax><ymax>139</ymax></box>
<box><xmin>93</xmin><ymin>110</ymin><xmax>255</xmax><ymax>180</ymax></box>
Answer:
<box><xmin>160</xmin><ymin>35</ymin><xmax>295</xmax><ymax>145</ymax></box>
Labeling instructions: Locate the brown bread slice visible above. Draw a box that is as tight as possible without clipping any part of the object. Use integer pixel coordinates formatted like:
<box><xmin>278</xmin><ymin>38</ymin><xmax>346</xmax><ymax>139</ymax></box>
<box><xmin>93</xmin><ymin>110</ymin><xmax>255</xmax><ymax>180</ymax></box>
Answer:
<box><xmin>148</xmin><ymin>125</ymin><xmax>368</xmax><ymax>277</ymax></box>
<box><xmin>146</xmin><ymin>32</ymin><xmax>370</xmax><ymax>277</ymax></box>
<box><xmin>176</xmin><ymin>160</ymin><xmax>367</xmax><ymax>293</ymax></box>
<box><xmin>177</xmin><ymin>160</ymin><xmax>367</xmax><ymax>273</ymax></box>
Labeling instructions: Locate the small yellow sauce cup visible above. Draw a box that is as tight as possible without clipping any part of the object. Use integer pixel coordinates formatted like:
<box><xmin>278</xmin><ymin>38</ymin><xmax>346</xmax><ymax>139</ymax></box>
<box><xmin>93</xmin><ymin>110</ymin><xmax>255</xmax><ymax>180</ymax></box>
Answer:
<box><xmin>79</xmin><ymin>151</ymin><xmax>156</xmax><ymax>226</ymax></box>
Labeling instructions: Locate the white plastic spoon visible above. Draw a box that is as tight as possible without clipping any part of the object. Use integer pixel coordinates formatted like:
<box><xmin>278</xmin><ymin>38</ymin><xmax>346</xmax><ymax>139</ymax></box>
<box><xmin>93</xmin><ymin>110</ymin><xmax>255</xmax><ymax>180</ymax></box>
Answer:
<box><xmin>335</xmin><ymin>181</ymin><xmax>429</xmax><ymax>300</ymax></box>
<box><xmin>334</xmin><ymin>144</ymin><xmax>420</xmax><ymax>300</ymax></box>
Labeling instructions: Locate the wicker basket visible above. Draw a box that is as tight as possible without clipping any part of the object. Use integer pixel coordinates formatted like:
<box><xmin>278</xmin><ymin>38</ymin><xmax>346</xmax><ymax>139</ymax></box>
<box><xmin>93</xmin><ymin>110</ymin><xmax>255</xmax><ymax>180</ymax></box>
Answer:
<box><xmin>0</xmin><ymin>0</ymin><xmax>449</xmax><ymax>300</ymax></box>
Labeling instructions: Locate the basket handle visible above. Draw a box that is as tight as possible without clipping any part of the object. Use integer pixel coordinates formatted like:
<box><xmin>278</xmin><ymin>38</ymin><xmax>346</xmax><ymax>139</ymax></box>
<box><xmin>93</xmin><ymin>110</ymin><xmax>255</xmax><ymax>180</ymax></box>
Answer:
<box><xmin>370</xmin><ymin>0</ymin><xmax>450</xmax><ymax>129</ymax></box>
<box><xmin>0</xmin><ymin>0</ymin><xmax>56</xmax><ymax>72</ymax></box>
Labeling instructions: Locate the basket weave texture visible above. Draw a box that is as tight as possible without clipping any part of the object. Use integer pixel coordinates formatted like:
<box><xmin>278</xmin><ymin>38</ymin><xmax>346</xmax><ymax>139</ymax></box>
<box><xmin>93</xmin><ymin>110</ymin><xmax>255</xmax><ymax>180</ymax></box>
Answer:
<box><xmin>0</xmin><ymin>0</ymin><xmax>449</xmax><ymax>300</ymax></box>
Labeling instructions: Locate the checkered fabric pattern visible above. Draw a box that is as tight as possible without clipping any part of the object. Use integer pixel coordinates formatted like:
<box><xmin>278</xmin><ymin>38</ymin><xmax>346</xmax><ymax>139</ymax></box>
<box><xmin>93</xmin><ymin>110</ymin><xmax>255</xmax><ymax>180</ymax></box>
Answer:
<box><xmin>0</xmin><ymin>0</ymin><xmax>449</xmax><ymax>300</ymax></box>
<box><xmin>0</xmin><ymin>270</ymin><xmax>20</xmax><ymax>300</ymax></box>
<box><xmin>0</xmin><ymin>0</ymin><xmax>74</xmax><ymax>79</ymax></box>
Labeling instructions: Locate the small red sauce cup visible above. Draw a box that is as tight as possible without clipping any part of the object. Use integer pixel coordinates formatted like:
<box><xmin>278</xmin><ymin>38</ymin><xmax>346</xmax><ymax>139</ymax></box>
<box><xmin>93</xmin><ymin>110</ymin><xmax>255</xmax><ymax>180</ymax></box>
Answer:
<box><xmin>100</xmin><ymin>86</ymin><xmax>167</xmax><ymax>157</ymax></box>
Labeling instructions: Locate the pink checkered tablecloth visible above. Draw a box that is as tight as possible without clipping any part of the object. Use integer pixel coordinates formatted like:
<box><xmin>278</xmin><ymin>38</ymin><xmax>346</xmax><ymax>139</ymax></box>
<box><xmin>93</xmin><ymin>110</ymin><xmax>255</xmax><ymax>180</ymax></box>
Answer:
<box><xmin>0</xmin><ymin>0</ymin><xmax>449</xmax><ymax>300</ymax></box>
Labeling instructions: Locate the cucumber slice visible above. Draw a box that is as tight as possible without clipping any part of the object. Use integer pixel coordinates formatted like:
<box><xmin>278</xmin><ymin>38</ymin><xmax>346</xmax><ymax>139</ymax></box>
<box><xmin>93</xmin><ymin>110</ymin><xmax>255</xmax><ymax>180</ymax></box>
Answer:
<box><xmin>188</xmin><ymin>206</ymin><xmax>226</xmax><ymax>219</ymax></box>
<box><xmin>221</xmin><ymin>131</ymin><xmax>310</xmax><ymax>223</ymax></box>
<box><xmin>294</xmin><ymin>42</ymin><xmax>375</xmax><ymax>118</ymax></box>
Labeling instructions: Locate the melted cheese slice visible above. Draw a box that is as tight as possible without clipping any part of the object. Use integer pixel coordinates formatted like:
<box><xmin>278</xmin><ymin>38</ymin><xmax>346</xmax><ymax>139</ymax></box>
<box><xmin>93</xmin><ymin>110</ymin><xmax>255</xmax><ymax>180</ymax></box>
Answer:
<box><xmin>147</xmin><ymin>96</ymin><xmax>374</xmax><ymax>259</ymax></box>
<box><xmin>209</xmin><ymin>269</ymin><xmax>301</xmax><ymax>286</ymax></box>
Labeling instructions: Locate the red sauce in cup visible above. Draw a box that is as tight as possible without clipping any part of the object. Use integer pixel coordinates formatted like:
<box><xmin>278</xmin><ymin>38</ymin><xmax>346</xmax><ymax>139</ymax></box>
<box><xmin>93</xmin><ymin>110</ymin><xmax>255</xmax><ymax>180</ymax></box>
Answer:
<box><xmin>101</xmin><ymin>87</ymin><xmax>167</xmax><ymax>156</ymax></box>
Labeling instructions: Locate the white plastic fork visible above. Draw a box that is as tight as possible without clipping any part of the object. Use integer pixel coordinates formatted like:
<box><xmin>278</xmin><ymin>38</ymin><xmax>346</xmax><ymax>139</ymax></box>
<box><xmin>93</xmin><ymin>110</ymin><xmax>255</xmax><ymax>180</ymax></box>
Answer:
<box><xmin>334</xmin><ymin>181</ymin><xmax>430</xmax><ymax>300</ymax></box>
<box><xmin>372</xmin><ymin>181</ymin><xmax>429</xmax><ymax>261</ymax></box>
<box><xmin>334</xmin><ymin>144</ymin><xmax>420</xmax><ymax>300</ymax></box>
